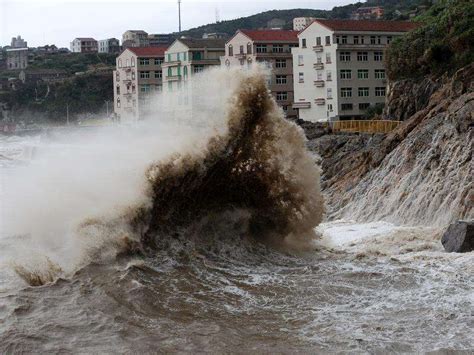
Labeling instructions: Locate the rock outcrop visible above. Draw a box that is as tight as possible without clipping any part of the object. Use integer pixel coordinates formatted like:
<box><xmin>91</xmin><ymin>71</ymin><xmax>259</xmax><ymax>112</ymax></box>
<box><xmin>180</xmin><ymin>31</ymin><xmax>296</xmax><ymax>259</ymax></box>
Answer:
<box><xmin>441</xmin><ymin>221</ymin><xmax>474</xmax><ymax>253</ymax></box>
<box><xmin>304</xmin><ymin>64</ymin><xmax>474</xmax><ymax>227</ymax></box>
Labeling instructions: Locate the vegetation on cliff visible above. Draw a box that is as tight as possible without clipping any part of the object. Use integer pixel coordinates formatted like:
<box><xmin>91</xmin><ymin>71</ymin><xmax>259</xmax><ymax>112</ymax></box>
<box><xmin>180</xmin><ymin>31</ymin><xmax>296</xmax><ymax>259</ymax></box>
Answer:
<box><xmin>385</xmin><ymin>0</ymin><xmax>474</xmax><ymax>80</ymax></box>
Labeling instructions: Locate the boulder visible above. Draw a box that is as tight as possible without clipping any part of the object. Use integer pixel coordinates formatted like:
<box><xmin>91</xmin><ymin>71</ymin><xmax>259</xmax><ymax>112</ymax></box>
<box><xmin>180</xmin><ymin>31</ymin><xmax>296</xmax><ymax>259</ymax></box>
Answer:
<box><xmin>441</xmin><ymin>221</ymin><xmax>474</xmax><ymax>253</ymax></box>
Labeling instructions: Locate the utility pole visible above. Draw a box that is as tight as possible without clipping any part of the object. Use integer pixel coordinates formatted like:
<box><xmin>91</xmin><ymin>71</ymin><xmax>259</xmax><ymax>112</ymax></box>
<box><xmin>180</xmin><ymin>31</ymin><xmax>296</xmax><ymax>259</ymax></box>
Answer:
<box><xmin>178</xmin><ymin>0</ymin><xmax>182</xmax><ymax>33</ymax></box>
<box><xmin>66</xmin><ymin>103</ymin><xmax>69</xmax><ymax>125</ymax></box>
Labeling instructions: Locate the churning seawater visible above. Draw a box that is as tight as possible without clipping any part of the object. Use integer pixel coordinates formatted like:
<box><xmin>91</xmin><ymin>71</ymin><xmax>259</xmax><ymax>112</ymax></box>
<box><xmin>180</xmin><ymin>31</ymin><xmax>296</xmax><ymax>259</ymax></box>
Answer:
<box><xmin>1</xmin><ymin>69</ymin><xmax>473</xmax><ymax>353</ymax></box>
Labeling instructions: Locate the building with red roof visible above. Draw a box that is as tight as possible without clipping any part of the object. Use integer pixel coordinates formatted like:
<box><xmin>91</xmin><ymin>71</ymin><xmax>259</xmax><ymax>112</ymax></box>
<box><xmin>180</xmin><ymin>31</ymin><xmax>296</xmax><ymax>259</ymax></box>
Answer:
<box><xmin>113</xmin><ymin>47</ymin><xmax>168</xmax><ymax>122</ymax></box>
<box><xmin>293</xmin><ymin>20</ymin><xmax>418</xmax><ymax>122</ymax></box>
<box><xmin>221</xmin><ymin>29</ymin><xmax>300</xmax><ymax>118</ymax></box>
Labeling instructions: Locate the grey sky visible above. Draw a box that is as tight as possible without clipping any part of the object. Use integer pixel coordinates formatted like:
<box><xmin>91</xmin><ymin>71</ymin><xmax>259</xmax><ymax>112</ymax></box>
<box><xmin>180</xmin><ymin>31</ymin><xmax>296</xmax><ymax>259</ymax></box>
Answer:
<box><xmin>1</xmin><ymin>0</ymin><xmax>354</xmax><ymax>48</ymax></box>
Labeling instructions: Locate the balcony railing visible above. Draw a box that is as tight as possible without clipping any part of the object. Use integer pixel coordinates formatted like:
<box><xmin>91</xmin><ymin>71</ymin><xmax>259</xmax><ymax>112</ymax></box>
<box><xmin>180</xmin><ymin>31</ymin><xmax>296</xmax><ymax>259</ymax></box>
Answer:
<box><xmin>314</xmin><ymin>98</ymin><xmax>326</xmax><ymax>105</ymax></box>
<box><xmin>313</xmin><ymin>45</ymin><xmax>324</xmax><ymax>52</ymax></box>
<box><xmin>292</xmin><ymin>102</ymin><xmax>311</xmax><ymax>109</ymax></box>
<box><xmin>314</xmin><ymin>80</ymin><xmax>325</xmax><ymax>87</ymax></box>
<box><xmin>314</xmin><ymin>62</ymin><xmax>324</xmax><ymax>70</ymax></box>
<box><xmin>167</xmin><ymin>75</ymin><xmax>182</xmax><ymax>81</ymax></box>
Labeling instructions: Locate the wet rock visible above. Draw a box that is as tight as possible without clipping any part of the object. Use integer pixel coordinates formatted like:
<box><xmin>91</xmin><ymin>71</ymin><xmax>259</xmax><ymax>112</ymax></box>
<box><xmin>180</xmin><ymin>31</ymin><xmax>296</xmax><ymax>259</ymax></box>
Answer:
<box><xmin>441</xmin><ymin>221</ymin><xmax>474</xmax><ymax>253</ymax></box>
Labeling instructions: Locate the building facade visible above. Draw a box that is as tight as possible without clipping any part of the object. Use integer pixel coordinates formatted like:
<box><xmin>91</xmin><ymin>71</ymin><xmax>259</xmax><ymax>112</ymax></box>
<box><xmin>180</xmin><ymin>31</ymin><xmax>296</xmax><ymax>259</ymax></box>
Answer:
<box><xmin>11</xmin><ymin>35</ymin><xmax>27</xmax><ymax>48</ymax></box>
<box><xmin>113</xmin><ymin>47</ymin><xmax>166</xmax><ymax>122</ymax></box>
<box><xmin>70</xmin><ymin>38</ymin><xmax>98</xmax><ymax>53</ymax></box>
<box><xmin>292</xmin><ymin>19</ymin><xmax>417</xmax><ymax>122</ymax></box>
<box><xmin>221</xmin><ymin>30</ymin><xmax>299</xmax><ymax>118</ymax></box>
<box><xmin>350</xmin><ymin>7</ymin><xmax>385</xmax><ymax>20</ymax></box>
<box><xmin>98</xmin><ymin>38</ymin><xmax>121</xmax><ymax>53</ymax></box>
<box><xmin>148</xmin><ymin>34</ymin><xmax>175</xmax><ymax>47</ymax></box>
<box><xmin>162</xmin><ymin>38</ymin><xmax>225</xmax><ymax>121</ymax></box>
<box><xmin>6</xmin><ymin>48</ymin><xmax>28</xmax><ymax>70</ymax></box>
<box><xmin>293</xmin><ymin>17</ymin><xmax>316</xmax><ymax>31</ymax></box>
<box><xmin>122</xmin><ymin>30</ymin><xmax>149</xmax><ymax>49</ymax></box>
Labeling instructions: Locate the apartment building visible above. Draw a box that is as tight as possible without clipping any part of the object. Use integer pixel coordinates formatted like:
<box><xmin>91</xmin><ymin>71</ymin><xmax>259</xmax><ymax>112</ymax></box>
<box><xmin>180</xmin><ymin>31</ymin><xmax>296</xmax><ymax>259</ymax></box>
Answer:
<box><xmin>350</xmin><ymin>7</ymin><xmax>384</xmax><ymax>20</ymax></box>
<box><xmin>6</xmin><ymin>48</ymin><xmax>28</xmax><ymax>70</ymax></box>
<box><xmin>70</xmin><ymin>38</ymin><xmax>98</xmax><ymax>53</ymax></box>
<box><xmin>122</xmin><ymin>30</ymin><xmax>149</xmax><ymax>49</ymax></box>
<box><xmin>11</xmin><ymin>35</ymin><xmax>27</xmax><ymax>48</ymax></box>
<box><xmin>162</xmin><ymin>38</ymin><xmax>225</xmax><ymax>121</ymax></box>
<box><xmin>113</xmin><ymin>47</ymin><xmax>167</xmax><ymax>122</ymax></box>
<box><xmin>221</xmin><ymin>29</ymin><xmax>299</xmax><ymax>118</ymax></box>
<box><xmin>98</xmin><ymin>38</ymin><xmax>121</xmax><ymax>53</ymax></box>
<box><xmin>293</xmin><ymin>17</ymin><xmax>316</xmax><ymax>31</ymax></box>
<box><xmin>292</xmin><ymin>19</ymin><xmax>417</xmax><ymax>122</ymax></box>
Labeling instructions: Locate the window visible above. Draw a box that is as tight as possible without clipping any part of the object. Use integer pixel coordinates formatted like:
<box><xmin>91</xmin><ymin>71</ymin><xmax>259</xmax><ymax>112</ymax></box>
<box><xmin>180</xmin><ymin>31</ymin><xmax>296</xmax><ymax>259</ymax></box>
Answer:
<box><xmin>167</xmin><ymin>54</ymin><xmax>171</xmax><ymax>62</ymax></box>
<box><xmin>247</xmin><ymin>43</ymin><xmax>252</xmax><ymax>54</ymax></box>
<box><xmin>126</xmin><ymin>59</ymin><xmax>129</xmax><ymax>67</ymax></box>
<box><xmin>239</xmin><ymin>45</ymin><xmax>244</xmax><ymax>54</ymax></box>
<box><xmin>115</xmin><ymin>71</ymin><xmax>120</xmax><ymax>81</ymax></box>
<box><xmin>192</xmin><ymin>52</ymin><xmax>202</xmax><ymax>60</ymax></box>
<box><xmin>167</xmin><ymin>67</ymin><xmax>172</xmax><ymax>77</ymax></box>
<box><xmin>275</xmin><ymin>59</ymin><xmax>286</xmax><ymax>68</ymax></box>
<box><xmin>359</xmin><ymin>103</ymin><xmax>370</xmax><ymax>110</ymax></box>
<box><xmin>340</xmin><ymin>52</ymin><xmax>351</xmax><ymax>61</ymax></box>
<box><xmin>272</xmin><ymin>44</ymin><xmax>284</xmax><ymax>53</ymax></box>
<box><xmin>335</xmin><ymin>36</ymin><xmax>340</xmax><ymax>44</ymax></box>
<box><xmin>387</xmin><ymin>36</ymin><xmax>392</xmax><ymax>44</ymax></box>
<box><xmin>327</xmin><ymin>88</ymin><xmax>333</xmax><ymax>99</ymax></box>
<box><xmin>131</xmin><ymin>57</ymin><xmax>135</xmax><ymax>67</ymax></box>
<box><xmin>326</xmin><ymin>70</ymin><xmax>332</xmax><ymax>81</ymax></box>
<box><xmin>140</xmin><ymin>71</ymin><xmax>150</xmax><ymax>79</ymax></box>
<box><xmin>341</xmin><ymin>88</ymin><xmax>352</xmax><ymax>98</ymax></box>
<box><xmin>139</xmin><ymin>58</ymin><xmax>150</xmax><ymax>65</ymax></box>
<box><xmin>140</xmin><ymin>84</ymin><xmax>151</xmax><ymax>93</ymax></box>
<box><xmin>340</xmin><ymin>69</ymin><xmax>352</xmax><ymax>79</ymax></box>
<box><xmin>326</xmin><ymin>52</ymin><xmax>331</xmax><ymax>63</ymax></box>
<box><xmin>341</xmin><ymin>103</ymin><xmax>353</xmax><ymax>111</ymax></box>
<box><xmin>325</xmin><ymin>36</ymin><xmax>331</xmax><ymax>45</ymax></box>
<box><xmin>341</xmin><ymin>35</ymin><xmax>347</xmax><ymax>44</ymax></box>
<box><xmin>375</xmin><ymin>87</ymin><xmax>386</xmax><ymax>97</ymax></box>
<box><xmin>183</xmin><ymin>52</ymin><xmax>187</xmax><ymax>61</ymax></box>
<box><xmin>375</xmin><ymin>69</ymin><xmax>386</xmax><ymax>79</ymax></box>
<box><xmin>154</xmin><ymin>70</ymin><xmax>162</xmax><ymax>79</ymax></box>
<box><xmin>360</xmin><ymin>36</ymin><xmax>365</xmax><ymax>44</ymax></box>
<box><xmin>357</xmin><ymin>52</ymin><xmax>368</xmax><ymax>61</ymax></box>
<box><xmin>301</xmin><ymin>38</ymin><xmax>306</xmax><ymax>48</ymax></box>
<box><xmin>177</xmin><ymin>53</ymin><xmax>180</xmax><ymax>61</ymax></box>
<box><xmin>183</xmin><ymin>66</ymin><xmax>188</xmax><ymax>78</ymax></box>
<box><xmin>118</xmin><ymin>59</ymin><xmax>122</xmax><ymax>68</ymax></box>
<box><xmin>276</xmin><ymin>92</ymin><xmax>288</xmax><ymax>101</ymax></box>
<box><xmin>154</xmin><ymin>58</ymin><xmax>163</xmax><ymax>65</ymax></box>
<box><xmin>316</xmin><ymin>37</ymin><xmax>321</xmax><ymax>46</ymax></box>
<box><xmin>328</xmin><ymin>104</ymin><xmax>333</xmax><ymax>112</ymax></box>
<box><xmin>317</xmin><ymin>71</ymin><xmax>323</xmax><ymax>81</ymax></box>
<box><xmin>374</xmin><ymin>51</ymin><xmax>383</xmax><ymax>61</ymax></box>
<box><xmin>353</xmin><ymin>36</ymin><xmax>359</xmax><ymax>44</ymax></box>
<box><xmin>116</xmin><ymin>85</ymin><xmax>120</xmax><ymax>94</ymax></box>
<box><xmin>298</xmin><ymin>72</ymin><xmax>304</xmax><ymax>83</ymax></box>
<box><xmin>298</xmin><ymin>55</ymin><xmax>304</xmax><ymax>66</ymax></box>
<box><xmin>132</xmin><ymin>85</ymin><xmax>136</xmax><ymax>93</ymax></box>
<box><xmin>316</xmin><ymin>53</ymin><xmax>322</xmax><ymax>64</ymax></box>
<box><xmin>256</xmin><ymin>44</ymin><xmax>267</xmax><ymax>53</ymax></box>
<box><xmin>194</xmin><ymin>65</ymin><xmax>204</xmax><ymax>73</ymax></box>
<box><xmin>371</xmin><ymin>36</ymin><xmax>376</xmax><ymax>44</ymax></box>
<box><xmin>116</xmin><ymin>98</ymin><xmax>121</xmax><ymax>107</ymax></box>
<box><xmin>276</xmin><ymin>75</ymin><xmax>287</xmax><ymax>84</ymax></box>
<box><xmin>358</xmin><ymin>69</ymin><xmax>369</xmax><ymax>79</ymax></box>
<box><xmin>377</xmin><ymin>36</ymin><xmax>382</xmax><ymax>45</ymax></box>
<box><xmin>358</xmin><ymin>87</ymin><xmax>369</xmax><ymax>97</ymax></box>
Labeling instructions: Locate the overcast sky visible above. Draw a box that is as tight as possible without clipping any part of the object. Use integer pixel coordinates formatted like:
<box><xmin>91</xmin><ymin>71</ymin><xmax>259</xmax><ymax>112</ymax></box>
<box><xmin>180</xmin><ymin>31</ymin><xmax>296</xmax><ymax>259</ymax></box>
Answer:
<box><xmin>1</xmin><ymin>0</ymin><xmax>354</xmax><ymax>48</ymax></box>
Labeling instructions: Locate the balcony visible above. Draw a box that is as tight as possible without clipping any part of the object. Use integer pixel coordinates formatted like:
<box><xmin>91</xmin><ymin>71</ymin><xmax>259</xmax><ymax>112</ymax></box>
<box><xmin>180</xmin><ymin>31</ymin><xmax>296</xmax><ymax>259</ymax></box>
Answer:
<box><xmin>314</xmin><ymin>80</ymin><xmax>325</xmax><ymax>87</ymax></box>
<box><xmin>314</xmin><ymin>98</ymin><xmax>326</xmax><ymax>105</ymax></box>
<box><xmin>293</xmin><ymin>102</ymin><xmax>311</xmax><ymax>109</ymax></box>
<box><xmin>313</xmin><ymin>62</ymin><xmax>324</xmax><ymax>70</ymax></box>
<box><xmin>167</xmin><ymin>75</ymin><xmax>182</xmax><ymax>81</ymax></box>
<box><xmin>313</xmin><ymin>45</ymin><xmax>324</xmax><ymax>52</ymax></box>
<box><xmin>235</xmin><ymin>53</ymin><xmax>246</xmax><ymax>59</ymax></box>
<box><xmin>162</xmin><ymin>60</ymin><xmax>181</xmax><ymax>67</ymax></box>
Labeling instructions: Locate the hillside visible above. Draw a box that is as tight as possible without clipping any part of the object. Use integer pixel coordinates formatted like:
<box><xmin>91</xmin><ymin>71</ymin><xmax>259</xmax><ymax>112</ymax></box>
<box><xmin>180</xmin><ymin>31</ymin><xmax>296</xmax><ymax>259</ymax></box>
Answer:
<box><xmin>177</xmin><ymin>0</ymin><xmax>432</xmax><ymax>38</ymax></box>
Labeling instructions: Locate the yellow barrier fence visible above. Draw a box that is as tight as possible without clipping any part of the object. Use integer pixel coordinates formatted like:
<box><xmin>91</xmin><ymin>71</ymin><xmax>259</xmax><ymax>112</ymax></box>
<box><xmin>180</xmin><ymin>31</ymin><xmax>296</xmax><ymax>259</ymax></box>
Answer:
<box><xmin>331</xmin><ymin>120</ymin><xmax>402</xmax><ymax>134</ymax></box>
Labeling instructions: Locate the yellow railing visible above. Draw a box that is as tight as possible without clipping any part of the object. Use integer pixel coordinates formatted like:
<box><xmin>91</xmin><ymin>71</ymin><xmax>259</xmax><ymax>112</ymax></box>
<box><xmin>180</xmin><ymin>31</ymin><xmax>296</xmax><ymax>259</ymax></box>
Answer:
<box><xmin>331</xmin><ymin>120</ymin><xmax>402</xmax><ymax>134</ymax></box>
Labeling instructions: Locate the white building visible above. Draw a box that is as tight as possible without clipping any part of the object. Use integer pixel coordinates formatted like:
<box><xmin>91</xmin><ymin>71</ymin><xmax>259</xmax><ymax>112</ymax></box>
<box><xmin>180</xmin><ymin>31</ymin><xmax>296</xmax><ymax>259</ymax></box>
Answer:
<box><xmin>293</xmin><ymin>17</ymin><xmax>315</xmax><ymax>31</ymax></box>
<box><xmin>113</xmin><ymin>47</ymin><xmax>166</xmax><ymax>122</ymax></box>
<box><xmin>11</xmin><ymin>35</ymin><xmax>27</xmax><ymax>48</ymax></box>
<box><xmin>70</xmin><ymin>38</ymin><xmax>98</xmax><ymax>53</ymax></box>
<box><xmin>162</xmin><ymin>38</ymin><xmax>225</xmax><ymax>122</ymax></box>
<box><xmin>98</xmin><ymin>38</ymin><xmax>121</xmax><ymax>53</ymax></box>
<box><xmin>292</xmin><ymin>19</ymin><xmax>418</xmax><ymax>122</ymax></box>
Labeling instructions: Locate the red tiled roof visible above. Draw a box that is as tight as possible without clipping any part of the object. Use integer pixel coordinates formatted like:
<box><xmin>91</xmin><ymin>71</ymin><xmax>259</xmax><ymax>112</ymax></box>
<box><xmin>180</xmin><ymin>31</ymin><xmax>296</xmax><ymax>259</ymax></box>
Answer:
<box><xmin>239</xmin><ymin>29</ymin><xmax>299</xmax><ymax>42</ymax></box>
<box><xmin>127</xmin><ymin>47</ymin><xmax>167</xmax><ymax>57</ymax></box>
<box><xmin>310</xmin><ymin>19</ymin><xmax>419</xmax><ymax>33</ymax></box>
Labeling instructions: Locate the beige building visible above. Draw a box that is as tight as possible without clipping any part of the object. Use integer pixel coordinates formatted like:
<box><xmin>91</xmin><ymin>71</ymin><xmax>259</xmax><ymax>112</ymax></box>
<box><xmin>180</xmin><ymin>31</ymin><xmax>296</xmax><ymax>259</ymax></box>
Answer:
<box><xmin>350</xmin><ymin>7</ymin><xmax>384</xmax><ymax>20</ymax></box>
<box><xmin>292</xmin><ymin>19</ymin><xmax>418</xmax><ymax>122</ymax></box>
<box><xmin>221</xmin><ymin>29</ymin><xmax>299</xmax><ymax>118</ymax></box>
<box><xmin>113</xmin><ymin>47</ymin><xmax>166</xmax><ymax>122</ymax></box>
<box><xmin>70</xmin><ymin>38</ymin><xmax>98</xmax><ymax>53</ymax></box>
<box><xmin>6</xmin><ymin>48</ymin><xmax>28</xmax><ymax>70</ymax></box>
<box><xmin>293</xmin><ymin>17</ymin><xmax>316</xmax><ymax>31</ymax></box>
<box><xmin>161</xmin><ymin>38</ymin><xmax>225</xmax><ymax>121</ymax></box>
<box><xmin>122</xmin><ymin>30</ymin><xmax>149</xmax><ymax>49</ymax></box>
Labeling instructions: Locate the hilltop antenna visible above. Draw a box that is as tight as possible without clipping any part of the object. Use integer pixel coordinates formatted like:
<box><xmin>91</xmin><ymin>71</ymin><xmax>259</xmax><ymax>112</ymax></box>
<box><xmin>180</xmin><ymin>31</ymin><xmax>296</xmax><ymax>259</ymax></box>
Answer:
<box><xmin>178</xmin><ymin>0</ymin><xmax>182</xmax><ymax>33</ymax></box>
<box><xmin>215</xmin><ymin>7</ymin><xmax>220</xmax><ymax>23</ymax></box>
